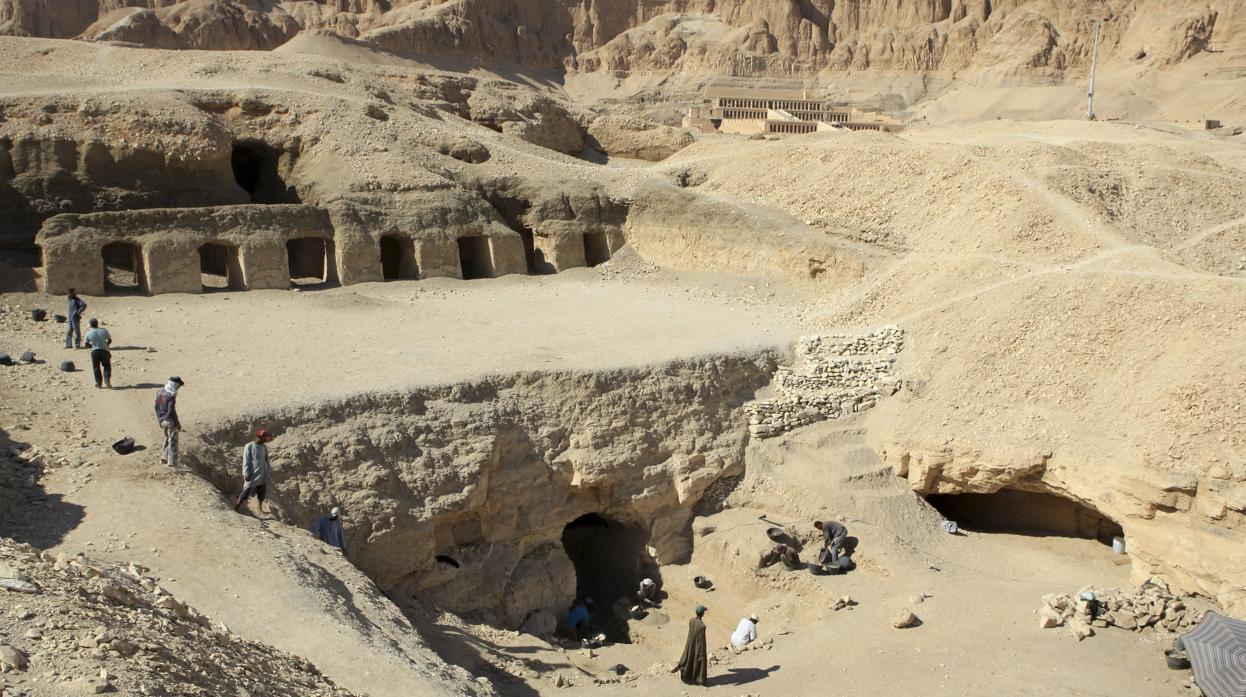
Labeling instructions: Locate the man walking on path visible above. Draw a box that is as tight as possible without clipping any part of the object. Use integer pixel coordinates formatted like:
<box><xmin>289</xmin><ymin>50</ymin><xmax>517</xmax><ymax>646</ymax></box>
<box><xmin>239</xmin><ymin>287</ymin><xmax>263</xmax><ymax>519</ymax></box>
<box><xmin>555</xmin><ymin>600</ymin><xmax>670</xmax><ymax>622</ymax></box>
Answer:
<box><xmin>815</xmin><ymin>519</ymin><xmax>849</xmax><ymax>563</ymax></box>
<box><xmin>65</xmin><ymin>289</ymin><xmax>87</xmax><ymax>349</ymax></box>
<box><xmin>154</xmin><ymin>376</ymin><xmax>185</xmax><ymax>466</ymax></box>
<box><xmin>82</xmin><ymin>319</ymin><xmax>112</xmax><ymax>388</ymax></box>
<box><xmin>310</xmin><ymin>507</ymin><xmax>347</xmax><ymax>553</ymax></box>
<box><xmin>675</xmin><ymin>604</ymin><xmax>709</xmax><ymax>686</ymax></box>
<box><xmin>235</xmin><ymin>429</ymin><xmax>273</xmax><ymax>514</ymax></box>
<box><xmin>729</xmin><ymin>613</ymin><xmax>759</xmax><ymax>653</ymax></box>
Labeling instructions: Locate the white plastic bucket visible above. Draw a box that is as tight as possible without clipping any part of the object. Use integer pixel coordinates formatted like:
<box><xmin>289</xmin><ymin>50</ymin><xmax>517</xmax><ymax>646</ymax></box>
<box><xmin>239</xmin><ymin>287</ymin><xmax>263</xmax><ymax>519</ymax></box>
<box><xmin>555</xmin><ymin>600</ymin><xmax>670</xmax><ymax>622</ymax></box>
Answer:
<box><xmin>1112</xmin><ymin>536</ymin><xmax>1127</xmax><ymax>555</ymax></box>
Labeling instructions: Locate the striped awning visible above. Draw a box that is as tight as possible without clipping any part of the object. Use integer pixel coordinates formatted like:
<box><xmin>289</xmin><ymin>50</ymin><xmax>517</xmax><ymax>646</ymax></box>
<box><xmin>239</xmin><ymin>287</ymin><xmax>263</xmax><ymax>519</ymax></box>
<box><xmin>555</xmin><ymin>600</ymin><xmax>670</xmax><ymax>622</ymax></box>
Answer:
<box><xmin>1183</xmin><ymin>611</ymin><xmax>1246</xmax><ymax>697</ymax></box>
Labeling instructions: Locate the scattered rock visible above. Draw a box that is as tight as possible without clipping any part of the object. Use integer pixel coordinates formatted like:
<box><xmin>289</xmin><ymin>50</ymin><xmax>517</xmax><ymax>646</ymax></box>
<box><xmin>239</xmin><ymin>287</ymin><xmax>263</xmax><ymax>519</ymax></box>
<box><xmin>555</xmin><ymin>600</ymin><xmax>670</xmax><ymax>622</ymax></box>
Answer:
<box><xmin>0</xmin><ymin>578</ymin><xmax>39</xmax><ymax>593</ymax></box>
<box><xmin>0</xmin><ymin>645</ymin><xmax>28</xmax><ymax>670</ymax></box>
<box><xmin>892</xmin><ymin>609</ymin><xmax>919</xmax><ymax>629</ymax></box>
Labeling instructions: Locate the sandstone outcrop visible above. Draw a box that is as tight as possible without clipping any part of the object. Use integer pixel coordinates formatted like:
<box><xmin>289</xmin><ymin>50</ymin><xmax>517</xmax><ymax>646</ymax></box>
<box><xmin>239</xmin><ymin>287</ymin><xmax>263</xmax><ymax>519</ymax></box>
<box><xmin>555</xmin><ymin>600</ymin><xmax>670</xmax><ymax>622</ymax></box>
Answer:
<box><xmin>469</xmin><ymin>175</ymin><xmax>629</xmax><ymax>273</ymax></box>
<box><xmin>37</xmin><ymin>204</ymin><xmax>334</xmax><ymax>294</ymax></box>
<box><xmin>0</xmin><ymin>94</ymin><xmax>248</xmax><ymax>244</ymax></box>
<box><xmin>586</xmin><ymin>115</ymin><xmax>694</xmax><ymax>162</ymax></box>
<box><xmin>80</xmin><ymin>2</ymin><xmax>302</xmax><ymax>50</ymax></box>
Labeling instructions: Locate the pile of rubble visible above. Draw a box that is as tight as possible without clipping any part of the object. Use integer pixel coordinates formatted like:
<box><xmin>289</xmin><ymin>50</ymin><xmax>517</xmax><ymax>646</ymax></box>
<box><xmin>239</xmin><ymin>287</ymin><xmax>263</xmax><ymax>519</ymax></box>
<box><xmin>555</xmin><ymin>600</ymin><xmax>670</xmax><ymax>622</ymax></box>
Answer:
<box><xmin>1038</xmin><ymin>580</ymin><xmax>1206</xmax><ymax>641</ymax></box>
<box><xmin>746</xmin><ymin>327</ymin><xmax>904</xmax><ymax>438</ymax></box>
<box><xmin>0</xmin><ymin>538</ymin><xmax>355</xmax><ymax>697</ymax></box>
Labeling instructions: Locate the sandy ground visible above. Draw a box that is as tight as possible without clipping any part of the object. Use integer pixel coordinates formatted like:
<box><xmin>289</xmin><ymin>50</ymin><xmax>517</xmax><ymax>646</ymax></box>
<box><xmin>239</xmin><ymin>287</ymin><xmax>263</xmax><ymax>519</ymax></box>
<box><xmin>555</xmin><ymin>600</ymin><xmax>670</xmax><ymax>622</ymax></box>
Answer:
<box><xmin>0</xmin><ymin>266</ymin><xmax>804</xmax><ymax>421</ymax></box>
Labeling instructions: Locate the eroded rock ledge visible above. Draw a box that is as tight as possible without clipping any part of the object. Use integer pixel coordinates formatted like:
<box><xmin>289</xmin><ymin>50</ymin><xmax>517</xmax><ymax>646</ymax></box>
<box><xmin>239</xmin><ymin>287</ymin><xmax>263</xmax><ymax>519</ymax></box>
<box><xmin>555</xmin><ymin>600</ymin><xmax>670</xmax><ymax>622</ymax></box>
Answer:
<box><xmin>185</xmin><ymin>352</ymin><xmax>777</xmax><ymax>627</ymax></box>
<box><xmin>885</xmin><ymin>442</ymin><xmax>1246</xmax><ymax>615</ymax></box>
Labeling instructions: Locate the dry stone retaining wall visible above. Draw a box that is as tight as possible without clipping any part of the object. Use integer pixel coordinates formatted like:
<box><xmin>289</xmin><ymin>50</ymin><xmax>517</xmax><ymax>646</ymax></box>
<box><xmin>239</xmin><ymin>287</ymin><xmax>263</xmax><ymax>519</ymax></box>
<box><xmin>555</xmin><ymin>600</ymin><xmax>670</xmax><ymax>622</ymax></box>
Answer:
<box><xmin>747</xmin><ymin>327</ymin><xmax>903</xmax><ymax>438</ymax></box>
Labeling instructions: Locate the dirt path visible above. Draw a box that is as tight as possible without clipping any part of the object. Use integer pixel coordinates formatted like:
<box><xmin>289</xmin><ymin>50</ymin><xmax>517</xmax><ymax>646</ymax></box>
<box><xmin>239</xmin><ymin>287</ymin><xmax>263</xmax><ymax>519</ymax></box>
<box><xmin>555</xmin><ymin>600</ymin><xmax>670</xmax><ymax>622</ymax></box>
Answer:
<box><xmin>1173</xmin><ymin>213</ymin><xmax>1246</xmax><ymax>251</ymax></box>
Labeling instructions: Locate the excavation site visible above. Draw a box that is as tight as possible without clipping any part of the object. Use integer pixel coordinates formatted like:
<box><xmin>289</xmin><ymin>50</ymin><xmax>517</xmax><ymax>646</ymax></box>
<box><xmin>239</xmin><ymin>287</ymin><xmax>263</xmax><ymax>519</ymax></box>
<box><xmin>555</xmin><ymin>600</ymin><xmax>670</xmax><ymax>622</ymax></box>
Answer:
<box><xmin>1</xmin><ymin>2</ymin><xmax>1245</xmax><ymax>696</ymax></box>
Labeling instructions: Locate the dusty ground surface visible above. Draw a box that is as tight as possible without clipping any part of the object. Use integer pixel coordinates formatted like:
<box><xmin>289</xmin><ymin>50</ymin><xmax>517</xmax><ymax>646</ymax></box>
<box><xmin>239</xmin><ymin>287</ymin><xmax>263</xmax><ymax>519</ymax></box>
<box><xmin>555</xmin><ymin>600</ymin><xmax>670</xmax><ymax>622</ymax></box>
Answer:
<box><xmin>0</xmin><ymin>261</ymin><xmax>804</xmax><ymax>419</ymax></box>
<box><xmin>1</xmin><ymin>5</ymin><xmax>1245</xmax><ymax>696</ymax></box>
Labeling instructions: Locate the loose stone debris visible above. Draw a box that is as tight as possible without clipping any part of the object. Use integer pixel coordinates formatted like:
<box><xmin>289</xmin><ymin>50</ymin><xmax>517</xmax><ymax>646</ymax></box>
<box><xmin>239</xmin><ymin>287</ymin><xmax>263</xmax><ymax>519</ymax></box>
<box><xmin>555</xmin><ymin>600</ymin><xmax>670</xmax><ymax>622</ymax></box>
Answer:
<box><xmin>0</xmin><ymin>538</ymin><xmax>356</xmax><ymax>696</ymax></box>
<box><xmin>1038</xmin><ymin>580</ymin><xmax>1205</xmax><ymax>641</ymax></box>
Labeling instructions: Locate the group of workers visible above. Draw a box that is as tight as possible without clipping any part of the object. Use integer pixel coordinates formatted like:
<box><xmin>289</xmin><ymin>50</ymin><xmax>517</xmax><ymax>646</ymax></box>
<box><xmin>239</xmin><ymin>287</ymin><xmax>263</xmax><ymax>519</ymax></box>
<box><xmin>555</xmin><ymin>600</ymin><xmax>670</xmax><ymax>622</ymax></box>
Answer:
<box><xmin>57</xmin><ymin>289</ymin><xmax>347</xmax><ymax>555</ymax></box>
<box><xmin>676</xmin><ymin>519</ymin><xmax>851</xmax><ymax>686</ymax></box>
<box><xmin>760</xmin><ymin>519</ymin><xmax>852</xmax><ymax>574</ymax></box>
<box><xmin>554</xmin><ymin>518</ymin><xmax>851</xmax><ymax>687</ymax></box>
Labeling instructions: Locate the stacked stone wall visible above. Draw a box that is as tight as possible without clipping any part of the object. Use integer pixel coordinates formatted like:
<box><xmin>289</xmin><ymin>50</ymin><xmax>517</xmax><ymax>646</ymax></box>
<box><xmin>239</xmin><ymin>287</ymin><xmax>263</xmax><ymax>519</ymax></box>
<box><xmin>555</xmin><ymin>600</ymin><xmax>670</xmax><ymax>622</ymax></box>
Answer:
<box><xmin>747</xmin><ymin>327</ymin><xmax>903</xmax><ymax>438</ymax></box>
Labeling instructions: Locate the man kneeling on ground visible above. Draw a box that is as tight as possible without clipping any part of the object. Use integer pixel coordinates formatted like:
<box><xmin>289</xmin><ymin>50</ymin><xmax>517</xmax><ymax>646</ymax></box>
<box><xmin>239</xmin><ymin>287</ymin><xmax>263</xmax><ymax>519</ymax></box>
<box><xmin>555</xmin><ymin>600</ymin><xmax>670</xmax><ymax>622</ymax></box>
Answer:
<box><xmin>728</xmin><ymin>613</ymin><xmax>759</xmax><ymax>653</ymax></box>
<box><xmin>759</xmin><ymin>543</ymin><xmax>801</xmax><ymax>570</ymax></box>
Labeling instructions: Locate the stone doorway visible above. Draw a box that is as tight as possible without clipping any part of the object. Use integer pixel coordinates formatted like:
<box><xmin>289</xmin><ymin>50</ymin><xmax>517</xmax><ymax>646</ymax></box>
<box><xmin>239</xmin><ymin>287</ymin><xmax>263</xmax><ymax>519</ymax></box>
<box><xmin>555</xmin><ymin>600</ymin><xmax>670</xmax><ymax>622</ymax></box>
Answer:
<box><xmin>286</xmin><ymin>238</ymin><xmax>328</xmax><ymax>286</ymax></box>
<box><xmin>199</xmin><ymin>242</ymin><xmax>244</xmax><ymax>291</ymax></box>
<box><xmin>457</xmin><ymin>236</ymin><xmax>495</xmax><ymax>280</ymax></box>
<box><xmin>100</xmin><ymin>242</ymin><xmax>146</xmax><ymax>295</ymax></box>
<box><xmin>379</xmin><ymin>235</ymin><xmax>418</xmax><ymax>281</ymax></box>
<box><xmin>583</xmin><ymin>232</ymin><xmax>611</xmax><ymax>267</ymax></box>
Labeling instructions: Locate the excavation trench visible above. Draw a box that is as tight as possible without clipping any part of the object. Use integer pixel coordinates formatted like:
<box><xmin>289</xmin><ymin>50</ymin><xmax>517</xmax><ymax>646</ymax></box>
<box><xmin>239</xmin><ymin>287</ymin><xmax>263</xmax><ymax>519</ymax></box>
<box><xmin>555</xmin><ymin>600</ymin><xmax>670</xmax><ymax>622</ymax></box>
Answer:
<box><xmin>185</xmin><ymin>354</ymin><xmax>777</xmax><ymax>631</ymax></box>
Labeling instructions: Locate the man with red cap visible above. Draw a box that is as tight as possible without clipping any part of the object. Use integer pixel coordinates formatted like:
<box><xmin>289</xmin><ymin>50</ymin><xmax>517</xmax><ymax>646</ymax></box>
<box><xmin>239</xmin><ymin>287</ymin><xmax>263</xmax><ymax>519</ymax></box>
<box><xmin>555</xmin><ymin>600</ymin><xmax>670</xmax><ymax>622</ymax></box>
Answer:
<box><xmin>234</xmin><ymin>429</ymin><xmax>274</xmax><ymax>514</ymax></box>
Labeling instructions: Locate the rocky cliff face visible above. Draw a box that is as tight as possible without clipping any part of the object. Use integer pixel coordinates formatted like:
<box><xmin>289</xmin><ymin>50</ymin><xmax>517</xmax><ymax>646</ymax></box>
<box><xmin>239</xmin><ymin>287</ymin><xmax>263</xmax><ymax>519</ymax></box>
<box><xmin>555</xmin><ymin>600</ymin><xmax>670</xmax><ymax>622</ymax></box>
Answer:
<box><xmin>184</xmin><ymin>354</ymin><xmax>777</xmax><ymax>627</ymax></box>
<box><xmin>3</xmin><ymin>0</ymin><xmax>1240</xmax><ymax>76</ymax></box>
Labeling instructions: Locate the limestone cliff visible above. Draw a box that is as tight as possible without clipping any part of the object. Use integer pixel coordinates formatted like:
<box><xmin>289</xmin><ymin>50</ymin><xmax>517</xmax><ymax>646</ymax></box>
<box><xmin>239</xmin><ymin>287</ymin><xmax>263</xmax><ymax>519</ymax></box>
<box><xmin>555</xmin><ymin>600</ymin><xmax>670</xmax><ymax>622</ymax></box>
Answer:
<box><xmin>3</xmin><ymin>0</ymin><xmax>1242</xmax><ymax>77</ymax></box>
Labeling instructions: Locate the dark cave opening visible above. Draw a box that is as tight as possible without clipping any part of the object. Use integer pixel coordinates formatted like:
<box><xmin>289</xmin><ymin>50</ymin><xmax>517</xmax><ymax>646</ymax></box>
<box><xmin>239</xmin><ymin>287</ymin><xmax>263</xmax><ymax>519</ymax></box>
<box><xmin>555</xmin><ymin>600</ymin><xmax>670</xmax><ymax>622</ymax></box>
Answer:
<box><xmin>231</xmin><ymin>142</ymin><xmax>300</xmax><ymax>204</ymax></box>
<box><xmin>379</xmin><ymin>235</ymin><xmax>418</xmax><ymax>280</ymax></box>
<box><xmin>560</xmin><ymin>513</ymin><xmax>659</xmax><ymax>643</ymax></box>
<box><xmin>457</xmin><ymin>236</ymin><xmax>495</xmax><ymax>280</ymax></box>
<box><xmin>583</xmin><ymin>231</ymin><xmax>611</xmax><ymax>267</ymax></box>
<box><xmin>925</xmin><ymin>489</ymin><xmax>1124</xmax><ymax>546</ymax></box>
<box><xmin>286</xmin><ymin>238</ymin><xmax>330</xmax><ymax>286</ymax></box>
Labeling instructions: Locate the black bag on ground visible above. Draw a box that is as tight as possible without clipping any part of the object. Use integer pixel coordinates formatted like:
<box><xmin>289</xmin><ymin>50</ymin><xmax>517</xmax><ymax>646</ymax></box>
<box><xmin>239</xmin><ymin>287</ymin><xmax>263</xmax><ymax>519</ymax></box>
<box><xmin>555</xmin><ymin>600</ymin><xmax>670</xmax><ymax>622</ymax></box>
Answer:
<box><xmin>31</xmin><ymin>309</ymin><xmax>46</xmax><ymax>322</ymax></box>
<box><xmin>826</xmin><ymin>556</ymin><xmax>856</xmax><ymax>575</ymax></box>
<box><xmin>0</xmin><ymin>353</ymin><xmax>11</xmax><ymax>366</ymax></box>
<box><xmin>54</xmin><ymin>314</ymin><xmax>66</xmax><ymax>323</ymax></box>
<box><xmin>59</xmin><ymin>361</ymin><xmax>75</xmax><ymax>372</ymax></box>
<box><xmin>112</xmin><ymin>437</ymin><xmax>136</xmax><ymax>455</ymax></box>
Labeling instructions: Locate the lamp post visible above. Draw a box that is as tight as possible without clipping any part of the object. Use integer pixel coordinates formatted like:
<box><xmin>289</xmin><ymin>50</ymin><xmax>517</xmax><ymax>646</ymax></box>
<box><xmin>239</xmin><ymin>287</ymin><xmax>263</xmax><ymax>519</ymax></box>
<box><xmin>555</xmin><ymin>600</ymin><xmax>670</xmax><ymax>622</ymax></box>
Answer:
<box><xmin>1087</xmin><ymin>20</ymin><xmax>1102</xmax><ymax>120</ymax></box>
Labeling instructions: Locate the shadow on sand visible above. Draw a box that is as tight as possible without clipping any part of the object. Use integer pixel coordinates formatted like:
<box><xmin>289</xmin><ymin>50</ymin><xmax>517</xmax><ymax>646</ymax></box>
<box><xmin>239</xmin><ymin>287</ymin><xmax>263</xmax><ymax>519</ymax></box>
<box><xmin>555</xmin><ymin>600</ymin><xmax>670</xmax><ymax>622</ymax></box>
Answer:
<box><xmin>0</xmin><ymin>425</ymin><xmax>85</xmax><ymax>548</ymax></box>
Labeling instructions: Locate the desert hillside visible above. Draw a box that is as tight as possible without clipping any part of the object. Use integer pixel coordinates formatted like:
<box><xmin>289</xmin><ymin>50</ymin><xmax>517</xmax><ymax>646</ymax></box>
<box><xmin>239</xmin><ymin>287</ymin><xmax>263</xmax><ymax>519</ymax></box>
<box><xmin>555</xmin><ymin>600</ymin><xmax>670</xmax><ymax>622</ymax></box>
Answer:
<box><xmin>1</xmin><ymin>2</ymin><xmax>1244</xmax><ymax>697</ymax></box>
